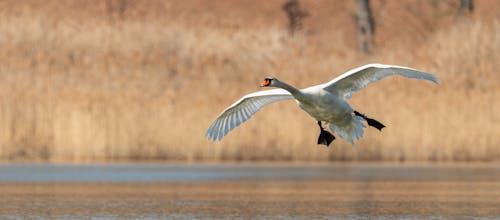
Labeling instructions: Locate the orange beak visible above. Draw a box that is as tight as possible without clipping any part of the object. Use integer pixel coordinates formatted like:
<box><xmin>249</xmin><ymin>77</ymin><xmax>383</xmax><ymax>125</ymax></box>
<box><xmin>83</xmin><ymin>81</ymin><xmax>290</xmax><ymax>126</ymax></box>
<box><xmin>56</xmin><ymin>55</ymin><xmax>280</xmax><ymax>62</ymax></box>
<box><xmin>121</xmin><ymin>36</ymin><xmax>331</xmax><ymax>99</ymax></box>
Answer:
<box><xmin>260</xmin><ymin>79</ymin><xmax>270</xmax><ymax>87</ymax></box>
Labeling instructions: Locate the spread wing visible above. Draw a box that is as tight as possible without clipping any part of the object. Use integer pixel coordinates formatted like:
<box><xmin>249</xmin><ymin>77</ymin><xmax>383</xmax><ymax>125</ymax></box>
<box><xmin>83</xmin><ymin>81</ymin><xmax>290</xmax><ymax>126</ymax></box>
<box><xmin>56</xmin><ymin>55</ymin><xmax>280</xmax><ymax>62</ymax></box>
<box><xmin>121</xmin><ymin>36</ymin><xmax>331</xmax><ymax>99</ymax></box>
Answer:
<box><xmin>206</xmin><ymin>89</ymin><xmax>293</xmax><ymax>141</ymax></box>
<box><xmin>322</xmin><ymin>64</ymin><xmax>439</xmax><ymax>100</ymax></box>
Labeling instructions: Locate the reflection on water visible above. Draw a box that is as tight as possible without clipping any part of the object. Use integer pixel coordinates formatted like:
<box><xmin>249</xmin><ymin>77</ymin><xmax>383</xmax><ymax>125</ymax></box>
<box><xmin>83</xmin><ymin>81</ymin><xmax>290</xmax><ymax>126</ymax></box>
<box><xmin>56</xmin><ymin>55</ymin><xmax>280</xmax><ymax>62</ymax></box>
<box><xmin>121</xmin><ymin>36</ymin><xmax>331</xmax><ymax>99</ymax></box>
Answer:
<box><xmin>1</xmin><ymin>163</ymin><xmax>500</xmax><ymax>182</ymax></box>
<box><xmin>0</xmin><ymin>163</ymin><xmax>499</xmax><ymax>219</ymax></box>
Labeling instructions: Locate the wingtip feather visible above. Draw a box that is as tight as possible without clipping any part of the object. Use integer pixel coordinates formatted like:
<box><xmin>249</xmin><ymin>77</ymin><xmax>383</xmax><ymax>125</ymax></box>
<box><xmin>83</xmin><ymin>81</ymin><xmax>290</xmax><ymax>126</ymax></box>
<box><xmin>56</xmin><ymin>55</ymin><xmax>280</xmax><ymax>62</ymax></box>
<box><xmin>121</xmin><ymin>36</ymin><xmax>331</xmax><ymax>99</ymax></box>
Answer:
<box><xmin>431</xmin><ymin>75</ymin><xmax>440</xmax><ymax>84</ymax></box>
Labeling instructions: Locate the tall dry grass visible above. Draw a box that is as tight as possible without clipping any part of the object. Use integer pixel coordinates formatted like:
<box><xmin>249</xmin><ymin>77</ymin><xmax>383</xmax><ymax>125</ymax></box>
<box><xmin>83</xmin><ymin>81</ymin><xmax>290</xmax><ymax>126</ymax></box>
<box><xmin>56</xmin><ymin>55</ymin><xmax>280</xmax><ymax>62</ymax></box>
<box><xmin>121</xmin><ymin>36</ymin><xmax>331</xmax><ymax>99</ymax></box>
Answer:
<box><xmin>0</xmin><ymin>0</ymin><xmax>499</xmax><ymax>162</ymax></box>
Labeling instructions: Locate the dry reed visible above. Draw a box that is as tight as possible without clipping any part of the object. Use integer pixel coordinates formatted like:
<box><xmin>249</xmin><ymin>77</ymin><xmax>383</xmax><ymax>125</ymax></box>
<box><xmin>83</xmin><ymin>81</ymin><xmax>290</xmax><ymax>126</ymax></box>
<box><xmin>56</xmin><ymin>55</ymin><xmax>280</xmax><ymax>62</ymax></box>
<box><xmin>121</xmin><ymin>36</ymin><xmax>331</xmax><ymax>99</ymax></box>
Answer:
<box><xmin>0</xmin><ymin>0</ymin><xmax>499</xmax><ymax>162</ymax></box>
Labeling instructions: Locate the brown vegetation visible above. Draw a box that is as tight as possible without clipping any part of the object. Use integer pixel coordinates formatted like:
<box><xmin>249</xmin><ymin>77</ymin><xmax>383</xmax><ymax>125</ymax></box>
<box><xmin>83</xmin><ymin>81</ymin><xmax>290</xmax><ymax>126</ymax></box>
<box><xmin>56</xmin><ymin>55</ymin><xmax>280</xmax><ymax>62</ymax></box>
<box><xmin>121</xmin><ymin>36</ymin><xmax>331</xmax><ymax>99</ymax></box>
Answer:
<box><xmin>0</xmin><ymin>0</ymin><xmax>499</xmax><ymax>162</ymax></box>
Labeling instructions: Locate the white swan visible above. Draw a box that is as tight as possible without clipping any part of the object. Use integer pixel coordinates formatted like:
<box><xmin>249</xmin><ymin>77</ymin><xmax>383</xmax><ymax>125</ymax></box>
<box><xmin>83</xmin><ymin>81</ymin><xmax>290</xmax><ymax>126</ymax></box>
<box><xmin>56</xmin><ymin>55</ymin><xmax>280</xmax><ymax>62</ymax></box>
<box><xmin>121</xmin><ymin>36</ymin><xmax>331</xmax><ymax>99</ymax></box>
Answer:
<box><xmin>206</xmin><ymin>63</ymin><xmax>439</xmax><ymax>146</ymax></box>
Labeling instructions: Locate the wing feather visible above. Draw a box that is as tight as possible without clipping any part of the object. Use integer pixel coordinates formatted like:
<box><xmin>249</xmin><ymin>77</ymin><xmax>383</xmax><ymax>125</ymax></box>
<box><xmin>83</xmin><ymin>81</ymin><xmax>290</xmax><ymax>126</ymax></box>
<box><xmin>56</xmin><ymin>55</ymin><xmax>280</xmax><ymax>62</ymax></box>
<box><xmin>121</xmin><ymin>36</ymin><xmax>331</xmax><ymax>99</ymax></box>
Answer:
<box><xmin>322</xmin><ymin>64</ymin><xmax>439</xmax><ymax>100</ymax></box>
<box><xmin>206</xmin><ymin>88</ymin><xmax>293</xmax><ymax>141</ymax></box>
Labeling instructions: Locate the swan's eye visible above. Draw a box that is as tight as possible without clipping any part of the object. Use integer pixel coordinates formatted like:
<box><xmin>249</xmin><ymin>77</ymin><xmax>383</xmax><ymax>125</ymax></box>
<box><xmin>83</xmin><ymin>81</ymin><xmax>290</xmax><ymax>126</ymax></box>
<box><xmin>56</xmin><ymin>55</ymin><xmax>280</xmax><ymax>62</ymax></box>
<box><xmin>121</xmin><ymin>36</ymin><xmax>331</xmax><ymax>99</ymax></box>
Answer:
<box><xmin>261</xmin><ymin>79</ymin><xmax>271</xmax><ymax>87</ymax></box>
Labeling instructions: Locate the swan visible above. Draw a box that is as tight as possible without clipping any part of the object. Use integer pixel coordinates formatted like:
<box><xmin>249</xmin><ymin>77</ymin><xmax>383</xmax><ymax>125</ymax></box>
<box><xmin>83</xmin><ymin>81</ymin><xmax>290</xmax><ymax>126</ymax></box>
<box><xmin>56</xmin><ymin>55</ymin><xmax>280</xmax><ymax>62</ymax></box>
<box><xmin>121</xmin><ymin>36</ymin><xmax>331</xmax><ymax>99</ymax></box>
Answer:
<box><xmin>206</xmin><ymin>63</ymin><xmax>439</xmax><ymax>146</ymax></box>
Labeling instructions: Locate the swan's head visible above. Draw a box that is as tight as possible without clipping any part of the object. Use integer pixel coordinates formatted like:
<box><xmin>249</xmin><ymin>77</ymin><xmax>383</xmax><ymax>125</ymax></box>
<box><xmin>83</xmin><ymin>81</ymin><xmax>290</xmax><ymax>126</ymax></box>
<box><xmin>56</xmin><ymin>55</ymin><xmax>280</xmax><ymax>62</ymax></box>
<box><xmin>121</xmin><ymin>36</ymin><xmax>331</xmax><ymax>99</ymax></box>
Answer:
<box><xmin>260</xmin><ymin>77</ymin><xmax>275</xmax><ymax>87</ymax></box>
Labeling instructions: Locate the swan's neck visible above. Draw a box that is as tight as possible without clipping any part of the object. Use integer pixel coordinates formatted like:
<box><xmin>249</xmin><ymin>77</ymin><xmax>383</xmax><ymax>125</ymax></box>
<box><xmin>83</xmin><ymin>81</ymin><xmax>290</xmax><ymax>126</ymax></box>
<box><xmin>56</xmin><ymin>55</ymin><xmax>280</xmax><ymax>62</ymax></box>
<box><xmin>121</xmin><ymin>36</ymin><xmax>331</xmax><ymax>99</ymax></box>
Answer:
<box><xmin>273</xmin><ymin>80</ymin><xmax>304</xmax><ymax>99</ymax></box>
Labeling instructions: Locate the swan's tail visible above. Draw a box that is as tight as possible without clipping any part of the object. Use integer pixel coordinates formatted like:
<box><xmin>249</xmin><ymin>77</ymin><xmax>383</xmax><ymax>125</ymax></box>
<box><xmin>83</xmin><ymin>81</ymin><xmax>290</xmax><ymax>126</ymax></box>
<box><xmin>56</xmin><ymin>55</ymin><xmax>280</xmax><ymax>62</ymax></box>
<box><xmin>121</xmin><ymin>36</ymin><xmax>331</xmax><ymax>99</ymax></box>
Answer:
<box><xmin>328</xmin><ymin>115</ymin><xmax>365</xmax><ymax>144</ymax></box>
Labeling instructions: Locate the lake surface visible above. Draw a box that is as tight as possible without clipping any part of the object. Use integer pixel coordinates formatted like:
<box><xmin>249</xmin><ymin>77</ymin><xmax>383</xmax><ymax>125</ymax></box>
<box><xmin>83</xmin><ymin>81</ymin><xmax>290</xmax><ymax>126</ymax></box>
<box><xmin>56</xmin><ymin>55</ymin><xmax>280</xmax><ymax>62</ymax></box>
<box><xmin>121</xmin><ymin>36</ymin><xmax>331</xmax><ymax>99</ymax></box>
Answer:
<box><xmin>0</xmin><ymin>163</ymin><xmax>499</xmax><ymax>219</ymax></box>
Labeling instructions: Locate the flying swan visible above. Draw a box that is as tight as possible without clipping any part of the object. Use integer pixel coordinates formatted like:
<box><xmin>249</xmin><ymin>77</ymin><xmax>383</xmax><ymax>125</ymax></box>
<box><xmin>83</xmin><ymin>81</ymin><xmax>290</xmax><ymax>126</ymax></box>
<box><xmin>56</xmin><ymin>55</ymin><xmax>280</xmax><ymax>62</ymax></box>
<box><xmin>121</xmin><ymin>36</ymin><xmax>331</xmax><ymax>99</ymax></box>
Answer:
<box><xmin>206</xmin><ymin>64</ymin><xmax>439</xmax><ymax>146</ymax></box>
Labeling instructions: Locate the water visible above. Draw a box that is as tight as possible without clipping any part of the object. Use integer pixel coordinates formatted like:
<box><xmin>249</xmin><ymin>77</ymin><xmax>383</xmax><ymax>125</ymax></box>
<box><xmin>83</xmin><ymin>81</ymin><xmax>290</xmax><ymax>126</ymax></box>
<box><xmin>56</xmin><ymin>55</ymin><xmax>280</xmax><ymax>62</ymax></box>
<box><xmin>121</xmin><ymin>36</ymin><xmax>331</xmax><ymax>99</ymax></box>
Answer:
<box><xmin>0</xmin><ymin>163</ymin><xmax>499</xmax><ymax>219</ymax></box>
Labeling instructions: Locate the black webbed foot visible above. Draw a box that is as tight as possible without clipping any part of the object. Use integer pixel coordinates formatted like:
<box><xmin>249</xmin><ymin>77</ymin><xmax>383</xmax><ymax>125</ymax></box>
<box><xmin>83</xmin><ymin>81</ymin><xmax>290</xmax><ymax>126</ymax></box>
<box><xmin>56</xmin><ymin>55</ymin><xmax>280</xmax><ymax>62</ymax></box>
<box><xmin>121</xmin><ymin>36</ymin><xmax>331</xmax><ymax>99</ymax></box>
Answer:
<box><xmin>317</xmin><ymin>129</ymin><xmax>335</xmax><ymax>146</ymax></box>
<box><xmin>365</xmin><ymin>118</ymin><xmax>385</xmax><ymax>131</ymax></box>
<box><xmin>354</xmin><ymin>111</ymin><xmax>386</xmax><ymax>131</ymax></box>
<box><xmin>317</xmin><ymin>121</ymin><xmax>335</xmax><ymax>146</ymax></box>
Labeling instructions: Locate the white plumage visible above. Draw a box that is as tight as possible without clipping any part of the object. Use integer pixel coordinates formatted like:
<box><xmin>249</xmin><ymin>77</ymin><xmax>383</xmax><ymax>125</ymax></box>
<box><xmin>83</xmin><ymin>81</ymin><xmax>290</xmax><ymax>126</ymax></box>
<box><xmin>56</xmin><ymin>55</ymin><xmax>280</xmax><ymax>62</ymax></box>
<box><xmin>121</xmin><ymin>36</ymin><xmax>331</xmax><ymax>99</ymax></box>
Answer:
<box><xmin>206</xmin><ymin>63</ymin><xmax>439</xmax><ymax>145</ymax></box>
<box><xmin>206</xmin><ymin>89</ymin><xmax>293</xmax><ymax>141</ymax></box>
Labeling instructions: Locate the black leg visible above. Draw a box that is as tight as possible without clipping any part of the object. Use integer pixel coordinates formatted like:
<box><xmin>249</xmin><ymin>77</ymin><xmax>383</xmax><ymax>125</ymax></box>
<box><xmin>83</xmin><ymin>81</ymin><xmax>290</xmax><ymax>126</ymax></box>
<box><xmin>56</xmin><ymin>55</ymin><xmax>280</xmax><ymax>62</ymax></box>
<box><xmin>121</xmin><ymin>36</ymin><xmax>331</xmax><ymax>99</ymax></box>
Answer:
<box><xmin>317</xmin><ymin>121</ymin><xmax>335</xmax><ymax>146</ymax></box>
<box><xmin>354</xmin><ymin>111</ymin><xmax>386</xmax><ymax>131</ymax></box>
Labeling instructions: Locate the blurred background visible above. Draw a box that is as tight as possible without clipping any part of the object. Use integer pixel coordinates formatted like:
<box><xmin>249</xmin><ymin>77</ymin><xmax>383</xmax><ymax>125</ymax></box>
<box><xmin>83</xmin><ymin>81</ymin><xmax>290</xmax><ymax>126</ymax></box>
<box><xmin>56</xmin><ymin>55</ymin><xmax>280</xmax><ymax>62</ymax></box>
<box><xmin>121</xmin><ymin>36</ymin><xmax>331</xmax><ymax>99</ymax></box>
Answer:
<box><xmin>0</xmin><ymin>0</ymin><xmax>498</xmax><ymax>163</ymax></box>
